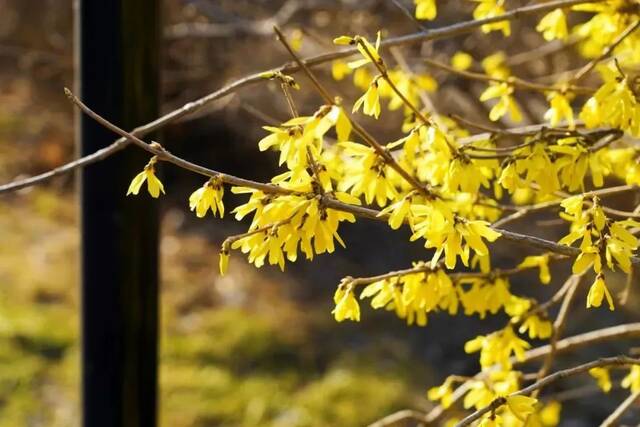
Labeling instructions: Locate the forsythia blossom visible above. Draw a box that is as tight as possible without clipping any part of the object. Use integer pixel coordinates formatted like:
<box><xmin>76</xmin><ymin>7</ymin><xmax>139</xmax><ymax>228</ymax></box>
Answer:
<box><xmin>127</xmin><ymin>156</ymin><xmax>165</xmax><ymax>198</ymax></box>
<box><xmin>472</xmin><ymin>0</ymin><xmax>510</xmax><ymax>36</ymax></box>
<box><xmin>414</xmin><ymin>0</ymin><xmax>437</xmax><ymax>20</ymax></box>
<box><xmin>537</xmin><ymin>9</ymin><xmax>568</xmax><ymax>41</ymax></box>
<box><xmin>189</xmin><ymin>177</ymin><xmax>224</xmax><ymax>218</ymax></box>
<box><xmin>480</xmin><ymin>83</ymin><xmax>522</xmax><ymax>122</ymax></box>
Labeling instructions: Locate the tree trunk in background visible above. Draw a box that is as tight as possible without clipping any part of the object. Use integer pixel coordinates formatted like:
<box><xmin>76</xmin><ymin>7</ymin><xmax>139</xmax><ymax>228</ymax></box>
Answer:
<box><xmin>76</xmin><ymin>1</ymin><xmax>160</xmax><ymax>426</ymax></box>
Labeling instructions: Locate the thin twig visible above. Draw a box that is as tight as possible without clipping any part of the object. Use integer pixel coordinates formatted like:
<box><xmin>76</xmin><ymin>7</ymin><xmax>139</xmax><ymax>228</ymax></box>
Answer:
<box><xmin>389</xmin><ymin>0</ymin><xmax>426</xmax><ymax>32</ymax></box>
<box><xmin>493</xmin><ymin>184</ymin><xmax>640</xmax><ymax>228</ymax></box>
<box><xmin>571</xmin><ymin>20</ymin><xmax>640</xmax><ymax>84</ymax></box>
<box><xmin>424</xmin><ymin>58</ymin><xmax>594</xmax><ymax>95</ymax></box>
<box><xmin>65</xmin><ymin>88</ymin><xmax>294</xmax><ymax>195</ymax></box>
<box><xmin>531</xmin><ymin>274</ymin><xmax>583</xmax><ymax>399</ymax></box>
<box><xmin>523</xmin><ymin>272</ymin><xmax>578</xmax><ymax>320</ymax></box>
<box><xmin>599</xmin><ymin>390</ymin><xmax>640</xmax><ymax>427</ymax></box>
<box><xmin>0</xmin><ymin>0</ymin><xmax>599</xmax><ymax>195</ymax></box>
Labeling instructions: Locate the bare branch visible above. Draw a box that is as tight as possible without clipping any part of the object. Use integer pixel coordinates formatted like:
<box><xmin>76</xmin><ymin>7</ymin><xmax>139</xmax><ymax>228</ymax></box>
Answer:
<box><xmin>164</xmin><ymin>0</ymin><xmax>317</xmax><ymax>39</ymax></box>
<box><xmin>65</xmin><ymin>88</ymin><xmax>294</xmax><ymax>195</ymax></box>
<box><xmin>0</xmin><ymin>0</ymin><xmax>600</xmax><ymax>195</ymax></box>
<box><xmin>571</xmin><ymin>19</ymin><xmax>640</xmax><ymax>84</ymax></box>
<box><xmin>599</xmin><ymin>390</ymin><xmax>640</xmax><ymax>427</ymax></box>
<box><xmin>424</xmin><ymin>57</ymin><xmax>594</xmax><ymax>95</ymax></box>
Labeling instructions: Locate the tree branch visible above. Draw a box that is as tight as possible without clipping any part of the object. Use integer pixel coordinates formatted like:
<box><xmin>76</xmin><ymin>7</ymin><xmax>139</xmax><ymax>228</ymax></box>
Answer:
<box><xmin>599</xmin><ymin>390</ymin><xmax>640</xmax><ymax>427</ymax></box>
<box><xmin>0</xmin><ymin>0</ymin><xmax>599</xmax><ymax>195</ymax></box>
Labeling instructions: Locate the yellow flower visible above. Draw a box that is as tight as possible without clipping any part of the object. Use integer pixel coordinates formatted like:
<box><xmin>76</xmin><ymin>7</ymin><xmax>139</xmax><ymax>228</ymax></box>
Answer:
<box><xmin>518</xmin><ymin>315</ymin><xmax>552</xmax><ymax>339</ymax></box>
<box><xmin>333</xmin><ymin>35</ymin><xmax>353</xmax><ymax>45</ymax></box>
<box><xmin>464</xmin><ymin>370</ymin><xmax>520</xmax><ymax>410</ymax></box>
<box><xmin>127</xmin><ymin>157</ymin><xmax>165</xmax><ymax>198</ymax></box>
<box><xmin>482</xmin><ymin>52</ymin><xmax>510</xmax><ymax>79</ymax></box>
<box><xmin>506</xmin><ymin>395</ymin><xmax>538</xmax><ymax>421</ymax></box>
<box><xmin>444</xmin><ymin>155</ymin><xmax>496</xmax><ymax>195</ymax></box>
<box><xmin>480</xmin><ymin>83</ymin><xmax>522</xmax><ymax>122</ymax></box>
<box><xmin>339</xmin><ymin>141</ymin><xmax>397</xmax><ymax>207</ymax></box>
<box><xmin>512</xmin><ymin>143</ymin><xmax>559</xmax><ymax>195</ymax></box>
<box><xmin>580</xmin><ymin>66</ymin><xmax>640</xmax><ymax>136</ymax></box>
<box><xmin>332</xmin><ymin>285</ymin><xmax>360</xmax><ymax>322</ymax></box>
<box><xmin>465</xmin><ymin>326</ymin><xmax>530</xmax><ymax>370</ymax></box>
<box><xmin>331</xmin><ymin>60</ymin><xmax>352</xmax><ymax>81</ymax></box>
<box><xmin>622</xmin><ymin>365</ymin><xmax>640</xmax><ymax>392</ymax></box>
<box><xmin>589</xmin><ymin>367</ymin><xmax>612</xmax><ymax>393</ymax></box>
<box><xmin>478</xmin><ymin>416</ymin><xmax>502</xmax><ymax>427</ymax></box>
<box><xmin>219</xmin><ymin>247</ymin><xmax>230</xmax><ymax>276</ymax></box>
<box><xmin>538</xmin><ymin>401</ymin><xmax>562</xmax><ymax>426</ymax></box>
<box><xmin>353</xmin><ymin>79</ymin><xmax>381</xmax><ymax>119</ymax></box>
<box><xmin>415</xmin><ymin>0</ymin><xmax>437</xmax><ymax>20</ymax></box>
<box><xmin>586</xmin><ymin>274</ymin><xmax>614</xmax><ymax>311</ymax></box>
<box><xmin>544</xmin><ymin>91</ymin><xmax>574</xmax><ymax>128</ymax></box>
<box><xmin>451</xmin><ymin>51</ymin><xmax>473</xmax><ymax>71</ymax></box>
<box><xmin>572</xmin><ymin>247</ymin><xmax>600</xmax><ymax>275</ymax></box>
<box><xmin>335</xmin><ymin>32</ymin><xmax>382</xmax><ymax>70</ymax></box>
<box><xmin>472</xmin><ymin>0</ymin><xmax>510</xmax><ymax>37</ymax></box>
<box><xmin>189</xmin><ymin>178</ymin><xmax>224</xmax><ymax>218</ymax></box>
<box><xmin>606</xmin><ymin>219</ymin><xmax>640</xmax><ymax>274</ymax></box>
<box><xmin>258</xmin><ymin>105</ymin><xmax>345</xmax><ymax>176</ymax></box>
<box><xmin>427</xmin><ymin>377</ymin><xmax>454</xmax><ymax>408</ymax></box>
<box><xmin>518</xmin><ymin>255</ymin><xmax>551</xmax><ymax>284</ymax></box>
<box><xmin>498</xmin><ymin>161</ymin><xmax>521</xmax><ymax>194</ymax></box>
<box><xmin>537</xmin><ymin>9</ymin><xmax>568</xmax><ymax>41</ymax></box>
<box><xmin>378</xmin><ymin>196</ymin><xmax>412</xmax><ymax>230</ymax></box>
<box><xmin>289</xmin><ymin>28</ymin><xmax>303</xmax><ymax>51</ymax></box>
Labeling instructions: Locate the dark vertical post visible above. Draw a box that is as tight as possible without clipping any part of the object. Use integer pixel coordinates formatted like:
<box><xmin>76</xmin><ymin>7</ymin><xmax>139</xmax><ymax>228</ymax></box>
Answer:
<box><xmin>75</xmin><ymin>1</ymin><xmax>160</xmax><ymax>426</ymax></box>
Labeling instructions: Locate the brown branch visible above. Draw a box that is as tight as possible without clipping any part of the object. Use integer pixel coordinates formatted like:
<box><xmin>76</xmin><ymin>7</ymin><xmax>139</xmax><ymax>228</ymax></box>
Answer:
<box><xmin>164</xmin><ymin>0</ymin><xmax>318</xmax><ymax>39</ymax></box>
<box><xmin>0</xmin><ymin>0</ymin><xmax>600</xmax><ymax>195</ymax></box>
<box><xmin>507</xmin><ymin>36</ymin><xmax>582</xmax><ymax>67</ymax></box>
<box><xmin>345</xmin><ymin>256</ymin><xmax>564</xmax><ymax>289</ymax></box>
<box><xmin>522</xmin><ymin>323</ymin><xmax>640</xmax><ymax>363</ymax></box>
<box><xmin>322</xmin><ymin>197</ymin><xmax>640</xmax><ymax>262</ymax></box>
<box><xmin>389</xmin><ymin>0</ymin><xmax>426</xmax><ymax>32</ymax></box>
<box><xmin>366</xmin><ymin>409</ymin><xmax>428</xmax><ymax>427</ymax></box>
<box><xmin>0</xmin><ymin>75</ymin><xmax>260</xmax><ymax>194</ymax></box>
<box><xmin>522</xmin><ymin>272</ymin><xmax>579</xmax><ymax>320</ymax></box>
<box><xmin>531</xmin><ymin>273</ymin><xmax>583</xmax><ymax>399</ymax></box>
<box><xmin>571</xmin><ymin>20</ymin><xmax>640</xmax><ymax>84</ymax></box>
<box><xmin>599</xmin><ymin>390</ymin><xmax>640</xmax><ymax>427</ymax></box>
<box><xmin>424</xmin><ymin>58</ymin><xmax>594</xmax><ymax>95</ymax></box>
<box><xmin>65</xmin><ymin>89</ymin><xmax>294</xmax><ymax>195</ymax></box>
<box><xmin>493</xmin><ymin>184</ymin><xmax>640</xmax><ymax>228</ymax></box>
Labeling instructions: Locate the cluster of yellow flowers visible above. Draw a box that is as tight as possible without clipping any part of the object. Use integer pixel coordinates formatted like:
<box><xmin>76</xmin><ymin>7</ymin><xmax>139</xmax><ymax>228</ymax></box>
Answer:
<box><xmin>581</xmin><ymin>64</ymin><xmax>640</xmax><ymax>136</ymax></box>
<box><xmin>559</xmin><ymin>195</ymin><xmax>639</xmax><ymax>310</ymax></box>
<box><xmin>120</xmin><ymin>1</ymin><xmax>640</xmax><ymax>425</ymax></box>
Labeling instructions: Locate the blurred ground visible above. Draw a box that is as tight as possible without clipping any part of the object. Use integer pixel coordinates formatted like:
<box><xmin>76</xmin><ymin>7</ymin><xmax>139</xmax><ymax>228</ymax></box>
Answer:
<box><xmin>0</xmin><ymin>188</ymin><xmax>426</xmax><ymax>426</ymax></box>
<box><xmin>1</xmin><ymin>0</ymin><xmax>639</xmax><ymax>426</ymax></box>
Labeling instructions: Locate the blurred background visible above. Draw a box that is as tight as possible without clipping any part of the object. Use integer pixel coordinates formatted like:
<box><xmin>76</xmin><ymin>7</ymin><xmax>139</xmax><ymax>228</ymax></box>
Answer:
<box><xmin>0</xmin><ymin>0</ymin><xmax>638</xmax><ymax>426</ymax></box>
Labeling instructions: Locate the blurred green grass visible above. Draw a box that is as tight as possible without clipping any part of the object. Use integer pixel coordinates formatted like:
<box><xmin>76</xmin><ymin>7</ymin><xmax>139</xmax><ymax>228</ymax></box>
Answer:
<box><xmin>0</xmin><ymin>189</ymin><xmax>422</xmax><ymax>426</ymax></box>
